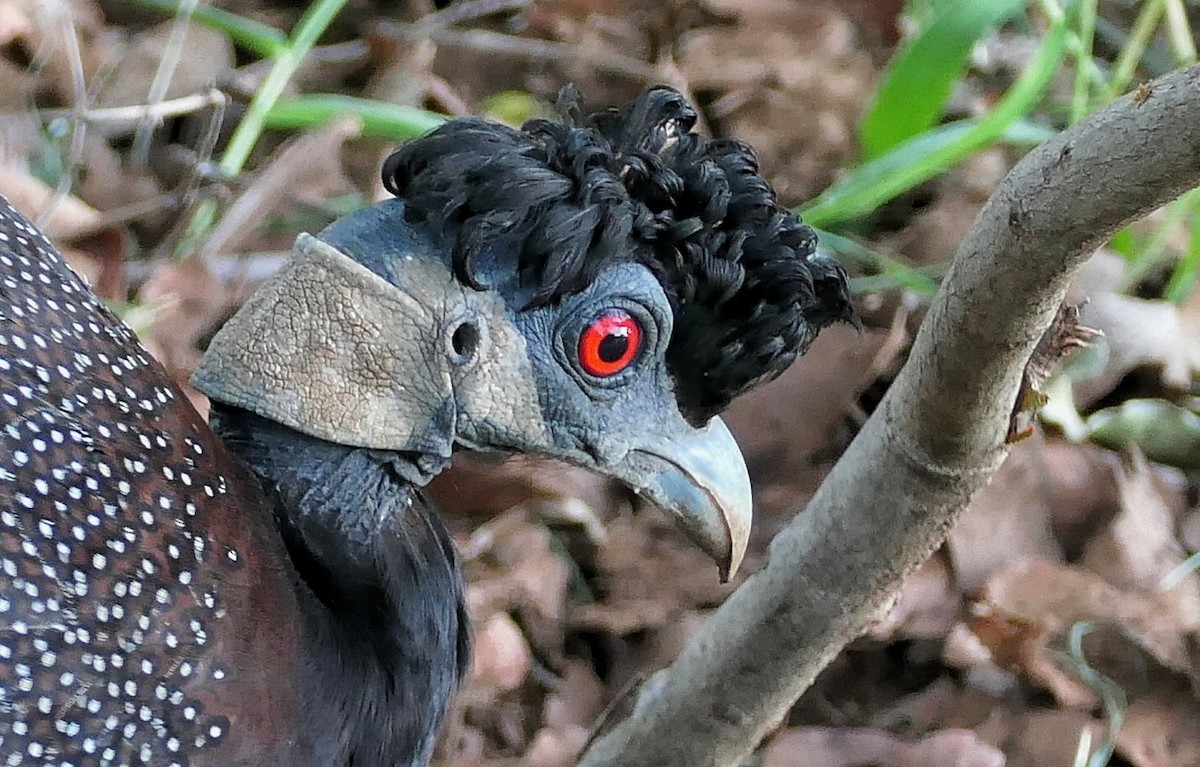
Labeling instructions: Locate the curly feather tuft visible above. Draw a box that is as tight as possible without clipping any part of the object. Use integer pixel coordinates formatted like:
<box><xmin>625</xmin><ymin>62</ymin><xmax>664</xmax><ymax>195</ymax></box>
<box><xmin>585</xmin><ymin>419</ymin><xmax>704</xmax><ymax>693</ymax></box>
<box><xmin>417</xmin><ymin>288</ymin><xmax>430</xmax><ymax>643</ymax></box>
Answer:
<box><xmin>382</xmin><ymin>86</ymin><xmax>856</xmax><ymax>423</ymax></box>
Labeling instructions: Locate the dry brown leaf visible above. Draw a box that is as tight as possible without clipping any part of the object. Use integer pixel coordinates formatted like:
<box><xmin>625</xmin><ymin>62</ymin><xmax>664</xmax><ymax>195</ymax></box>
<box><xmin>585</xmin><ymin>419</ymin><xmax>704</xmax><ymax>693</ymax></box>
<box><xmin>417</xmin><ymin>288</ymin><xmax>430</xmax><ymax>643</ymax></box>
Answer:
<box><xmin>677</xmin><ymin>0</ymin><xmax>876</xmax><ymax>203</ymax></box>
<box><xmin>542</xmin><ymin>661</ymin><xmax>606</xmax><ymax>732</ymax></box>
<box><xmin>968</xmin><ymin>561</ymin><xmax>1196</xmax><ymax>704</ymax></box>
<box><xmin>0</xmin><ymin>0</ymin><xmax>34</xmax><ymax>45</ymax></box>
<box><xmin>520</xmin><ymin>726</ymin><xmax>588</xmax><ymax>767</ymax></box>
<box><xmin>865</xmin><ymin>678</ymin><xmax>961</xmax><ymax>732</ymax></box>
<box><xmin>932</xmin><ymin>685</ymin><xmax>1018</xmax><ymax>746</ymax></box>
<box><xmin>431</xmin><ymin>455</ymin><xmax>621</xmax><ymax>529</ymax></box>
<box><xmin>465</xmin><ymin>514</ymin><xmax>570</xmax><ymax>663</ymax></box>
<box><xmin>948</xmin><ymin>439</ymin><xmax>1065</xmax><ymax>592</ymax></box>
<box><xmin>136</xmin><ymin>257</ymin><xmax>236</xmax><ymax>382</ymax></box>
<box><xmin>96</xmin><ymin>19</ymin><xmax>233</xmax><ymax>110</ymax></box>
<box><xmin>626</xmin><ymin>610</ymin><xmax>708</xmax><ymax>677</ymax></box>
<box><xmin>1118</xmin><ymin>686</ymin><xmax>1200</xmax><ymax>767</ymax></box>
<box><xmin>868</xmin><ymin>551</ymin><xmax>961</xmax><ymax>641</ymax></box>
<box><xmin>0</xmin><ymin>1</ymin><xmax>36</xmax><ymax>110</ymax></box>
<box><xmin>569</xmin><ymin>515</ymin><xmax>731</xmax><ymax>635</ymax></box>
<box><xmin>1039</xmin><ymin>440</ymin><xmax>1120</xmax><ymax>558</ymax></box>
<box><xmin>0</xmin><ymin>167</ymin><xmax>101</xmax><ymax>238</ymax></box>
<box><xmin>469</xmin><ymin>612</ymin><xmax>533</xmax><ymax>696</ymax></box>
<box><xmin>1083</xmin><ymin>449</ymin><xmax>1200</xmax><ymax>632</ymax></box>
<box><xmin>724</xmin><ymin>324</ymin><xmax>887</xmax><ymax>532</ymax></box>
<box><xmin>763</xmin><ymin>727</ymin><xmax>1004</xmax><ymax>767</ymax></box>
<box><xmin>1005</xmin><ymin>709</ymin><xmax>1103</xmax><ymax>767</ymax></box>
<box><xmin>77</xmin><ymin>136</ymin><xmax>166</xmax><ymax>222</ymax></box>
<box><xmin>1075</xmin><ymin>252</ymin><xmax>1200</xmax><ymax>403</ymax></box>
<box><xmin>4</xmin><ymin>0</ymin><xmax>109</xmax><ymax>107</ymax></box>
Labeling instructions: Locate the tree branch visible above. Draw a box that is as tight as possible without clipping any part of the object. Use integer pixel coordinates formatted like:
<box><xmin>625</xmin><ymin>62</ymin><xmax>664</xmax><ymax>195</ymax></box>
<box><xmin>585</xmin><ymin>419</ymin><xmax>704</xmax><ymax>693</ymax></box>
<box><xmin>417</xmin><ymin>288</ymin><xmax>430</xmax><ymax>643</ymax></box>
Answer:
<box><xmin>577</xmin><ymin>64</ymin><xmax>1200</xmax><ymax>767</ymax></box>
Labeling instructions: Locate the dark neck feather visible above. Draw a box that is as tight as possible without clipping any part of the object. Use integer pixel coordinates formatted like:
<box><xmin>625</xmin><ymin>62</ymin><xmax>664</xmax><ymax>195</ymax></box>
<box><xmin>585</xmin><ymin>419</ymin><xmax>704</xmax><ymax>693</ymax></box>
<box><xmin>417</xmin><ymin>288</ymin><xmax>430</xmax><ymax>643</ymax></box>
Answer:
<box><xmin>210</xmin><ymin>404</ymin><xmax>469</xmax><ymax>767</ymax></box>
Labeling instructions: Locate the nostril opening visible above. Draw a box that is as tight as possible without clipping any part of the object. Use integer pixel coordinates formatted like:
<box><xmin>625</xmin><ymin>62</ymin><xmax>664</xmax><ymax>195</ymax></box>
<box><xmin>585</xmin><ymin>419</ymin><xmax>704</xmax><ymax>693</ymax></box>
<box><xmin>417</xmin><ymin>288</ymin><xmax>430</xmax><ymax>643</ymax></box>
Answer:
<box><xmin>450</xmin><ymin>322</ymin><xmax>479</xmax><ymax>363</ymax></box>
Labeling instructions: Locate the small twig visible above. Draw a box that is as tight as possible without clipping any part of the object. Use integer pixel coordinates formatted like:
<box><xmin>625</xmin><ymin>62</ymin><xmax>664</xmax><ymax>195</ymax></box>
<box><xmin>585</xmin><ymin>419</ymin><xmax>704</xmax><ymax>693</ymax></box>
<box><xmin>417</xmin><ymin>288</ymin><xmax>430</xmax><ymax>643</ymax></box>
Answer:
<box><xmin>178</xmin><ymin>91</ymin><xmax>228</xmax><ymax>207</ymax></box>
<box><xmin>132</xmin><ymin>0</ymin><xmax>199</xmax><ymax>164</ymax></box>
<box><xmin>197</xmin><ymin>116</ymin><xmax>361</xmax><ymax>264</ymax></box>
<box><xmin>31</xmin><ymin>1</ymin><xmax>89</xmax><ymax>233</ymax></box>
<box><xmin>425</xmin><ymin>77</ymin><xmax>474</xmax><ymax>117</ymax></box>
<box><xmin>378</xmin><ymin>21</ymin><xmax>658</xmax><ymax>82</ymax></box>
<box><xmin>89</xmin><ymin>193</ymin><xmax>183</xmax><ymax>231</ymax></box>
<box><xmin>412</xmin><ymin>0</ymin><xmax>531</xmax><ymax>32</ymax></box>
<box><xmin>126</xmin><ymin>250</ymin><xmax>291</xmax><ymax>284</ymax></box>
<box><xmin>144</xmin><ymin>90</ymin><xmax>230</xmax><ymax>264</ymax></box>
<box><xmin>14</xmin><ymin>89</ymin><xmax>228</xmax><ymax>131</ymax></box>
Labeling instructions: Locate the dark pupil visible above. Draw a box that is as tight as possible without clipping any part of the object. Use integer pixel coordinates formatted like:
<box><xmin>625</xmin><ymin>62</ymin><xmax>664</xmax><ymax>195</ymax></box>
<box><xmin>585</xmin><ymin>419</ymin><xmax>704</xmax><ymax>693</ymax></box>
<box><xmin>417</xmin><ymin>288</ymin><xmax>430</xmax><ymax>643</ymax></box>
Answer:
<box><xmin>597</xmin><ymin>333</ymin><xmax>629</xmax><ymax>363</ymax></box>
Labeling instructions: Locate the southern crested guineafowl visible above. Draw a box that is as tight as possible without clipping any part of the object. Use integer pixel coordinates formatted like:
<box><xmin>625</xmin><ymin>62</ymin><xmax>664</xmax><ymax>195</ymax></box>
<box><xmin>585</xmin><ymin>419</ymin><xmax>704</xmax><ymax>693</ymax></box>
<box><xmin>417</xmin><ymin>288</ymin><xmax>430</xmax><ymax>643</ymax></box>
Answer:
<box><xmin>0</xmin><ymin>86</ymin><xmax>854</xmax><ymax>766</ymax></box>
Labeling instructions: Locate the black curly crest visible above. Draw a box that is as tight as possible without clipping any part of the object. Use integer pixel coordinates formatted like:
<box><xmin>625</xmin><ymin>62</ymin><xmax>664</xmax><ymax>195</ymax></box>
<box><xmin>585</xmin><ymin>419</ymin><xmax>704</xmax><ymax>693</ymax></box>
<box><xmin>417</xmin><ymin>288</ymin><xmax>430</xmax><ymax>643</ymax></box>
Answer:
<box><xmin>382</xmin><ymin>86</ymin><xmax>856</xmax><ymax>423</ymax></box>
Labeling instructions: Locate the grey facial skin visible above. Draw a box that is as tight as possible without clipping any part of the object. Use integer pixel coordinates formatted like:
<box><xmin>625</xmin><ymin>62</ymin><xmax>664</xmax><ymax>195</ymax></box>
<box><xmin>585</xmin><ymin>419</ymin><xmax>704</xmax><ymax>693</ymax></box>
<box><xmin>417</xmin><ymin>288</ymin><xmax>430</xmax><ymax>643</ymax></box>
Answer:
<box><xmin>195</xmin><ymin>204</ymin><xmax>753</xmax><ymax>580</ymax></box>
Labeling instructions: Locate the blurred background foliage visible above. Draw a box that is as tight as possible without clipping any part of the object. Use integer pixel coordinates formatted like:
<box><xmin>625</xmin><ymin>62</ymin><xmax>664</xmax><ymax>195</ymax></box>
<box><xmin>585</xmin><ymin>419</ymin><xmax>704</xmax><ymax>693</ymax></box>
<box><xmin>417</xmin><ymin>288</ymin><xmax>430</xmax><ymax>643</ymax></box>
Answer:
<box><xmin>3</xmin><ymin>1</ymin><xmax>1200</xmax><ymax>765</ymax></box>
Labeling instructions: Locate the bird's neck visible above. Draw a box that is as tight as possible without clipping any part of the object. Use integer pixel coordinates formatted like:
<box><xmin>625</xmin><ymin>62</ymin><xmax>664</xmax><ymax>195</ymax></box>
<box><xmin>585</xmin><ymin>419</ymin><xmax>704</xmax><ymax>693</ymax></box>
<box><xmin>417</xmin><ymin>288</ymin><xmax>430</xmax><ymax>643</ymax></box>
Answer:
<box><xmin>209</xmin><ymin>405</ymin><xmax>468</xmax><ymax>767</ymax></box>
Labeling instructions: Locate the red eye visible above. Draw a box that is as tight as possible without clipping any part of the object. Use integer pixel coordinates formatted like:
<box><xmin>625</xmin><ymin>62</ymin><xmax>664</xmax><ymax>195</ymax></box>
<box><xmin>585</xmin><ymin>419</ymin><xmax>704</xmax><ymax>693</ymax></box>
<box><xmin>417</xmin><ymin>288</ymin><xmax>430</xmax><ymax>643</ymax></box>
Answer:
<box><xmin>578</xmin><ymin>309</ymin><xmax>642</xmax><ymax>377</ymax></box>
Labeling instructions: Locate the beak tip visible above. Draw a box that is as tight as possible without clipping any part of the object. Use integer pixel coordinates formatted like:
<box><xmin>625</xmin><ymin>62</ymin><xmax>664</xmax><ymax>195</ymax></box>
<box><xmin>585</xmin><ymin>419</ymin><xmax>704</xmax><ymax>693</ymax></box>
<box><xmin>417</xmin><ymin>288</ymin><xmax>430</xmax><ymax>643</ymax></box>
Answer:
<box><xmin>721</xmin><ymin>544</ymin><xmax>746</xmax><ymax>583</ymax></box>
<box><xmin>611</xmin><ymin>416</ymin><xmax>754</xmax><ymax>583</ymax></box>
<box><xmin>718</xmin><ymin>562</ymin><xmax>734</xmax><ymax>583</ymax></box>
<box><xmin>718</xmin><ymin>498</ymin><xmax>750</xmax><ymax>583</ymax></box>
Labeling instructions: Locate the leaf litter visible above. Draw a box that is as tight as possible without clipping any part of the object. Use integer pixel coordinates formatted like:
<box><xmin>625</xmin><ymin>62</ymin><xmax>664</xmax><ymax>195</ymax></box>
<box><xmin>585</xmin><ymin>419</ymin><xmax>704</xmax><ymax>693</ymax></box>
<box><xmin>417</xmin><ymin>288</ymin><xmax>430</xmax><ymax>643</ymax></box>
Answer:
<box><xmin>2</xmin><ymin>0</ymin><xmax>1198</xmax><ymax>764</ymax></box>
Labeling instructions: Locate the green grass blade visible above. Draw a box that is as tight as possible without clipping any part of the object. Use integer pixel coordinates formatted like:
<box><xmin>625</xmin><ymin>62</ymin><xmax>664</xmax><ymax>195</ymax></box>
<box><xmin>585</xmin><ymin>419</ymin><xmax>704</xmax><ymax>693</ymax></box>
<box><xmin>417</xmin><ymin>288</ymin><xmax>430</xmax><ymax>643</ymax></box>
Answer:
<box><xmin>1107</xmin><ymin>0</ymin><xmax>1165</xmax><ymax>100</ymax></box>
<box><xmin>1163</xmin><ymin>0</ymin><xmax>1197</xmax><ymax>66</ymax></box>
<box><xmin>1063</xmin><ymin>622</ymin><xmax>1127</xmax><ymax>767</ymax></box>
<box><xmin>266</xmin><ymin>95</ymin><xmax>447</xmax><ymax>139</ymax></box>
<box><xmin>1160</xmin><ymin>550</ymin><xmax>1200</xmax><ymax>590</ymax></box>
<box><xmin>132</xmin><ymin>0</ymin><xmax>287</xmax><ymax>58</ymax></box>
<box><xmin>802</xmin><ymin>7</ymin><xmax>1071</xmax><ymax>229</ymax></box>
<box><xmin>859</xmin><ymin>0</ymin><xmax>1028</xmax><ymax>159</ymax></box>
<box><xmin>174</xmin><ymin>0</ymin><xmax>350</xmax><ymax>259</ymax></box>
<box><xmin>1069</xmin><ymin>0</ymin><xmax>1099</xmax><ymax>122</ymax></box>
<box><xmin>1164</xmin><ymin>193</ymin><xmax>1200</xmax><ymax>303</ymax></box>
<box><xmin>1120</xmin><ymin>186</ymin><xmax>1200</xmax><ymax>290</ymax></box>
<box><xmin>218</xmin><ymin>0</ymin><xmax>351</xmax><ymax>178</ymax></box>
<box><xmin>817</xmin><ymin>229</ymin><xmax>941</xmax><ymax>296</ymax></box>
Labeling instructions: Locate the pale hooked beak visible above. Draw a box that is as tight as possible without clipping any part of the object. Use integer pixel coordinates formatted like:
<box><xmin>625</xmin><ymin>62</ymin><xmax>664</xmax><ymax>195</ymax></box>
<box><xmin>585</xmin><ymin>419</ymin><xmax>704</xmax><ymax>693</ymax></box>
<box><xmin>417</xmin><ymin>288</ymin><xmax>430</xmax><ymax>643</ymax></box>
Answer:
<box><xmin>604</xmin><ymin>417</ymin><xmax>752</xmax><ymax>581</ymax></box>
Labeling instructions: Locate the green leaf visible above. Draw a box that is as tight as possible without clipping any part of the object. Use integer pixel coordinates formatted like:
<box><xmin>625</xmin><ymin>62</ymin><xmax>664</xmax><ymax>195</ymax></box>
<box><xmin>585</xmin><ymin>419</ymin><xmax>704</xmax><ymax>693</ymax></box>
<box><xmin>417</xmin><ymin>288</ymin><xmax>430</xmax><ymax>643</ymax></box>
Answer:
<box><xmin>1086</xmin><ymin>399</ymin><xmax>1200</xmax><ymax>469</ymax></box>
<box><xmin>265</xmin><ymin>95</ymin><xmax>447</xmax><ymax>140</ymax></box>
<box><xmin>859</xmin><ymin>0</ymin><xmax>1029</xmax><ymax>159</ymax></box>
<box><xmin>1108</xmin><ymin>227</ymin><xmax>1138</xmax><ymax>261</ymax></box>
<box><xmin>481</xmin><ymin>90</ymin><xmax>543</xmax><ymax>126</ymax></box>
<box><xmin>802</xmin><ymin>7</ymin><xmax>1071</xmax><ymax>229</ymax></box>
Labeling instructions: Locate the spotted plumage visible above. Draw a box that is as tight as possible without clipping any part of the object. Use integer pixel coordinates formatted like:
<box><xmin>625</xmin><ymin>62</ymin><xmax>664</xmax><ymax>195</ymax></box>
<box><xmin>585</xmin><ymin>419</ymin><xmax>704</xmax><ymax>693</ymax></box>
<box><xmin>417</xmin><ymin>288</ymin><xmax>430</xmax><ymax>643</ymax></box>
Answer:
<box><xmin>0</xmin><ymin>198</ymin><xmax>401</xmax><ymax>766</ymax></box>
